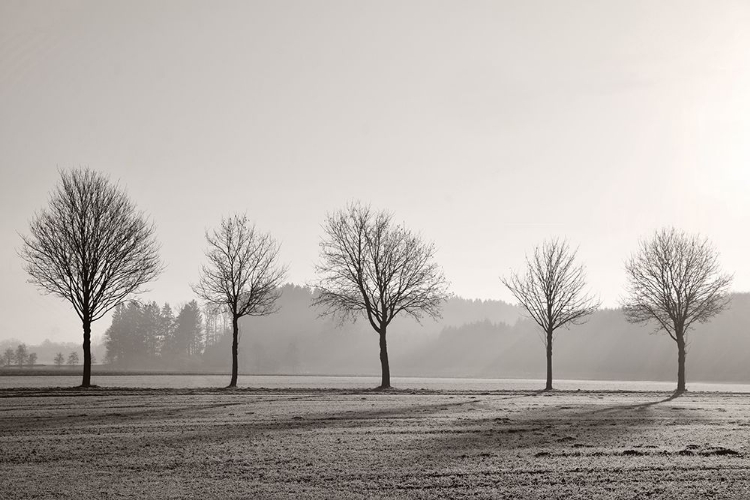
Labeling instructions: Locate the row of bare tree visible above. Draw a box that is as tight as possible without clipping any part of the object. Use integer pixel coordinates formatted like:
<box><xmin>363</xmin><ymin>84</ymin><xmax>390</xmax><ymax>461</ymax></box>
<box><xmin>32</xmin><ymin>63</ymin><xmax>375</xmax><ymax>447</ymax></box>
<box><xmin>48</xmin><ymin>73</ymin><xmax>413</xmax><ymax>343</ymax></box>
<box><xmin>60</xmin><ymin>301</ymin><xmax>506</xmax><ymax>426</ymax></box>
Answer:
<box><xmin>20</xmin><ymin>168</ymin><xmax>733</xmax><ymax>393</ymax></box>
<box><xmin>502</xmin><ymin>234</ymin><xmax>732</xmax><ymax>393</ymax></box>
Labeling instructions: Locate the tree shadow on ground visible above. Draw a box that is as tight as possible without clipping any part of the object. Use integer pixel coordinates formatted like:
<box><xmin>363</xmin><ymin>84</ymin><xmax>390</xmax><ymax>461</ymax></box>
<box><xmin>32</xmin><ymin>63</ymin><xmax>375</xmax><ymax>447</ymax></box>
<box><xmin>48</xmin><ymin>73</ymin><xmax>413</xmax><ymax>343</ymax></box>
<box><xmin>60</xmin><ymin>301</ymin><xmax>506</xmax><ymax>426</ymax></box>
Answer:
<box><xmin>590</xmin><ymin>389</ymin><xmax>682</xmax><ymax>415</ymax></box>
<box><xmin>396</xmin><ymin>390</ymin><xmax>704</xmax><ymax>470</ymax></box>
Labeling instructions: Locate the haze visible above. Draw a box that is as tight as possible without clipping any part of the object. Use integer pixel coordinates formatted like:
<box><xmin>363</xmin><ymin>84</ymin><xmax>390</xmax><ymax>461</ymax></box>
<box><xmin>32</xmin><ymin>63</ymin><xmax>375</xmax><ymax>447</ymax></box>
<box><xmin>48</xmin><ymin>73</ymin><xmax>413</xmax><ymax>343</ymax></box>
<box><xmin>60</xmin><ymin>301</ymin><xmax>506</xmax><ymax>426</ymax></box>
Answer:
<box><xmin>2</xmin><ymin>0</ymin><xmax>750</xmax><ymax>344</ymax></box>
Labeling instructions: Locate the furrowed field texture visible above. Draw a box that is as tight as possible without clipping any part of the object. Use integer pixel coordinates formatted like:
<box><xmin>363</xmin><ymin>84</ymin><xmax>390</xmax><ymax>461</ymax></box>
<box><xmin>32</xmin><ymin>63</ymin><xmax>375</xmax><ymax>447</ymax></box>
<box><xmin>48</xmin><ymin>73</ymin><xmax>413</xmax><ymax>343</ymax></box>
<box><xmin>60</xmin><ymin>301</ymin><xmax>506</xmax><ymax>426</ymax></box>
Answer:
<box><xmin>2</xmin><ymin>388</ymin><xmax>750</xmax><ymax>499</ymax></box>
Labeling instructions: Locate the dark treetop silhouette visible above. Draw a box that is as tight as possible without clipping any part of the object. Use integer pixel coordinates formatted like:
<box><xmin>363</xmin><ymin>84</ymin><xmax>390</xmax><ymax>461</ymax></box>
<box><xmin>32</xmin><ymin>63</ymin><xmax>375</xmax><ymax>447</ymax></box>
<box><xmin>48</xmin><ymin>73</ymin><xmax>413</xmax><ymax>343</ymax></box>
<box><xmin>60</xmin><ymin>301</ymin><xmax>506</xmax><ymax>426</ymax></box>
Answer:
<box><xmin>311</xmin><ymin>202</ymin><xmax>450</xmax><ymax>389</ymax></box>
<box><xmin>502</xmin><ymin>238</ymin><xmax>600</xmax><ymax>390</ymax></box>
<box><xmin>193</xmin><ymin>214</ymin><xmax>287</xmax><ymax>388</ymax></box>
<box><xmin>19</xmin><ymin>168</ymin><xmax>162</xmax><ymax>387</ymax></box>
<box><xmin>622</xmin><ymin>227</ymin><xmax>732</xmax><ymax>393</ymax></box>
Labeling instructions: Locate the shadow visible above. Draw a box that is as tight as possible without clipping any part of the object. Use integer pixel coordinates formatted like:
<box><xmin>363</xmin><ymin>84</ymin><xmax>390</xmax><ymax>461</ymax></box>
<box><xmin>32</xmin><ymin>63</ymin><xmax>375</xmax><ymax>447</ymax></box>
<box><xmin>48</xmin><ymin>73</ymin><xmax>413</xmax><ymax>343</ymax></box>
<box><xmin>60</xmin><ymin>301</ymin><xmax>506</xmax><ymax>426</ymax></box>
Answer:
<box><xmin>0</xmin><ymin>388</ymin><xmax>690</xmax><ymax>449</ymax></box>
<box><xmin>395</xmin><ymin>390</ymin><xmax>707</xmax><ymax>472</ymax></box>
<box><xmin>590</xmin><ymin>389</ymin><xmax>683</xmax><ymax>414</ymax></box>
<box><xmin>0</xmin><ymin>387</ymin><xmax>495</xmax><ymax>435</ymax></box>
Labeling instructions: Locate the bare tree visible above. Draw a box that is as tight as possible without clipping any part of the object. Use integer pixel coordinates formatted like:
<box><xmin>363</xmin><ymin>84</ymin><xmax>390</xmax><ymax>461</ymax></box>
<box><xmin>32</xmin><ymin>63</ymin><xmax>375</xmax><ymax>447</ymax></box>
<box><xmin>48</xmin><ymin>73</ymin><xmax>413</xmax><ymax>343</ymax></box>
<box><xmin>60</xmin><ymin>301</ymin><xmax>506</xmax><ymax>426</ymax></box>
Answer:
<box><xmin>67</xmin><ymin>352</ymin><xmax>79</xmax><ymax>366</ymax></box>
<box><xmin>19</xmin><ymin>168</ymin><xmax>163</xmax><ymax>387</ymax></box>
<box><xmin>193</xmin><ymin>214</ymin><xmax>287</xmax><ymax>388</ymax></box>
<box><xmin>622</xmin><ymin>228</ymin><xmax>732</xmax><ymax>393</ymax></box>
<box><xmin>54</xmin><ymin>352</ymin><xmax>65</xmax><ymax>367</ymax></box>
<box><xmin>501</xmin><ymin>238</ymin><xmax>600</xmax><ymax>391</ymax></box>
<box><xmin>3</xmin><ymin>349</ymin><xmax>14</xmax><ymax>367</ymax></box>
<box><xmin>27</xmin><ymin>352</ymin><xmax>37</xmax><ymax>367</ymax></box>
<box><xmin>311</xmin><ymin>202</ymin><xmax>450</xmax><ymax>389</ymax></box>
<box><xmin>15</xmin><ymin>344</ymin><xmax>28</xmax><ymax>367</ymax></box>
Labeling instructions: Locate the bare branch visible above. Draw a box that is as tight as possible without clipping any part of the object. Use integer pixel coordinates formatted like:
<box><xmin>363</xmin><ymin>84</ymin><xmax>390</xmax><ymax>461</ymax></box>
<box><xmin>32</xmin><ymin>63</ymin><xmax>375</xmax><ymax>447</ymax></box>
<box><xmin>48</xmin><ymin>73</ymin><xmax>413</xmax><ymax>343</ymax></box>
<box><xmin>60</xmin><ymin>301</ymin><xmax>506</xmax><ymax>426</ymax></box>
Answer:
<box><xmin>621</xmin><ymin>228</ymin><xmax>732</xmax><ymax>341</ymax></box>
<box><xmin>501</xmin><ymin>238</ymin><xmax>600</xmax><ymax>345</ymax></box>
<box><xmin>192</xmin><ymin>214</ymin><xmax>287</xmax><ymax>320</ymax></box>
<box><xmin>19</xmin><ymin>168</ymin><xmax>164</xmax><ymax>323</ymax></box>
<box><xmin>310</xmin><ymin>201</ymin><xmax>450</xmax><ymax>333</ymax></box>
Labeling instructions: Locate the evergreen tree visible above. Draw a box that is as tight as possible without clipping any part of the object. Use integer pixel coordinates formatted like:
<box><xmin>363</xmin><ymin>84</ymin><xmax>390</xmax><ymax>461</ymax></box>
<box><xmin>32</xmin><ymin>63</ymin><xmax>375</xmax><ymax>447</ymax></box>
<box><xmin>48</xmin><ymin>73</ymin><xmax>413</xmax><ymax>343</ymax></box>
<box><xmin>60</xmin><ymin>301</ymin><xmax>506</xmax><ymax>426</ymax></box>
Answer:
<box><xmin>104</xmin><ymin>303</ymin><xmax>127</xmax><ymax>365</ymax></box>
<box><xmin>173</xmin><ymin>301</ymin><xmax>203</xmax><ymax>359</ymax></box>
<box><xmin>104</xmin><ymin>301</ymin><xmax>157</xmax><ymax>367</ymax></box>
<box><xmin>157</xmin><ymin>303</ymin><xmax>175</xmax><ymax>356</ymax></box>
<box><xmin>141</xmin><ymin>301</ymin><xmax>161</xmax><ymax>358</ymax></box>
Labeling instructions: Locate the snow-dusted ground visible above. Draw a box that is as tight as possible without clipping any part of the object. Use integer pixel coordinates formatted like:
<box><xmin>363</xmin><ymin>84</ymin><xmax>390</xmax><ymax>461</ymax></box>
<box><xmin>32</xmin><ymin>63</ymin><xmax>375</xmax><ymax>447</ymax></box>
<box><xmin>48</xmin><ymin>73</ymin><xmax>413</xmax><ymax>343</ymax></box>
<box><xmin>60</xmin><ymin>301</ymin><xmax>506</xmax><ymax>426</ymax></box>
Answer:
<box><xmin>1</xmin><ymin>388</ymin><xmax>749</xmax><ymax>499</ymax></box>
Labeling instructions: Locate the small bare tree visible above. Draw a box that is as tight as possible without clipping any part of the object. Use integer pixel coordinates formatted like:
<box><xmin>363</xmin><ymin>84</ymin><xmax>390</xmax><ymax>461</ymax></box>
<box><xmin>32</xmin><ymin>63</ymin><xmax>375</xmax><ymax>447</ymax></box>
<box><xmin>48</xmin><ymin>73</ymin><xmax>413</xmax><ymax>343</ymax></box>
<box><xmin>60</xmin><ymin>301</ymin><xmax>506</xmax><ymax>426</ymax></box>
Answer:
<box><xmin>501</xmin><ymin>238</ymin><xmax>600</xmax><ymax>390</ymax></box>
<box><xmin>311</xmin><ymin>202</ymin><xmax>450</xmax><ymax>389</ymax></box>
<box><xmin>193</xmin><ymin>214</ymin><xmax>287</xmax><ymax>388</ymax></box>
<box><xmin>622</xmin><ymin>228</ymin><xmax>732</xmax><ymax>393</ymax></box>
<box><xmin>15</xmin><ymin>344</ymin><xmax>28</xmax><ymax>367</ymax></box>
<box><xmin>3</xmin><ymin>349</ymin><xmax>14</xmax><ymax>367</ymax></box>
<box><xmin>20</xmin><ymin>168</ymin><xmax>163</xmax><ymax>387</ymax></box>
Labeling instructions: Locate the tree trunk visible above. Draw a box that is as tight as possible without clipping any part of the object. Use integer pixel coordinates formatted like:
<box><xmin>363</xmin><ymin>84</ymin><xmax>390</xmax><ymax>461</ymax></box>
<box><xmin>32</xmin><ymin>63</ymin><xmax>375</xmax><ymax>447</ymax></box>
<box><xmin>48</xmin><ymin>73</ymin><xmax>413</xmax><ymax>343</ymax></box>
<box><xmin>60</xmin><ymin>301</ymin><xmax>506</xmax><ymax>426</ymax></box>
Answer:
<box><xmin>379</xmin><ymin>328</ymin><xmax>390</xmax><ymax>389</ymax></box>
<box><xmin>676</xmin><ymin>333</ymin><xmax>686</xmax><ymax>393</ymax></box>
<box><xmin>545</xmin><ymin>329</ymin><xmax>553</xmax><ymax>391</ymax></box>
<box><xmin>229</xmin><ymin>315</ymin><xmax>239</xmax><ymax>388</ymax></box>
<box><xmin>81</xmin><ymin>318</ymin><xmax>92</xmax><ymax>388</ymax></box>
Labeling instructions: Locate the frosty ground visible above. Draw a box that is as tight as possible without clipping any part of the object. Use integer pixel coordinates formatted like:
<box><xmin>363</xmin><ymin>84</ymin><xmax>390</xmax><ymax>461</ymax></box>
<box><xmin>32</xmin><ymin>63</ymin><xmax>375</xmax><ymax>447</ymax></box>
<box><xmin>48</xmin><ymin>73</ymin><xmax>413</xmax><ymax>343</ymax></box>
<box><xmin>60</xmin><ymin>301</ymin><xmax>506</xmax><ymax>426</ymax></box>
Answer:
<box><xmin>1</xmin><ymin>387</ymin><xmax>749</xmax><ymax>499</ymax></box>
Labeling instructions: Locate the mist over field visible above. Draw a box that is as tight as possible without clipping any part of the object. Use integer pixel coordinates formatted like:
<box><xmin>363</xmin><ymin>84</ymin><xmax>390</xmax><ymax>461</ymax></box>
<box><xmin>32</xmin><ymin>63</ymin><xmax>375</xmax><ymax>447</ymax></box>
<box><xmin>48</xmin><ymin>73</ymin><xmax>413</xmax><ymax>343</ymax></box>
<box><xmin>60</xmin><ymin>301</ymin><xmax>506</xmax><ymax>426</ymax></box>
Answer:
<box><xmin>205</xmin><ymin>288</ymin><xmax>750</xmax><ymax>383</ymax></box>
<box><xmin>6</xmin><ymin>286</ymin><xmax>749</xmax><ymax>384</ymax></box>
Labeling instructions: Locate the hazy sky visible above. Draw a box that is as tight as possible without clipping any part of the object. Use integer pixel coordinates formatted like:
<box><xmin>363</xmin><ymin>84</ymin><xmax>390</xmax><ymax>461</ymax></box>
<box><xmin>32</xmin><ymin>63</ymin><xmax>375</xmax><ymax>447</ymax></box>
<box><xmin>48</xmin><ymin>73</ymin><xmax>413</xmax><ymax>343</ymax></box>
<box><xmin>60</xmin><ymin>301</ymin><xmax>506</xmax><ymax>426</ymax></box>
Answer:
<box><xmin>2</xmin><ymin>1</ymin><xmax>749</xmax><ymax>344</ymax></box>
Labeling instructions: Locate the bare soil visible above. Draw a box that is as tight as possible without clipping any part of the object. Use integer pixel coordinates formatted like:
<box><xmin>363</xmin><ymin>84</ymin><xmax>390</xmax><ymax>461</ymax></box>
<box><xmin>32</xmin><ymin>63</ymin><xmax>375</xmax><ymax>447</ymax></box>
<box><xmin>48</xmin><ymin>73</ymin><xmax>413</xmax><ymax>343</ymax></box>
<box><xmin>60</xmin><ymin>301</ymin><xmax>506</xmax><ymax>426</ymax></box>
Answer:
<box><xmin>1</xmin><ymin>388</ymin><xmax>749</xmax><ymax>499</ymax></box>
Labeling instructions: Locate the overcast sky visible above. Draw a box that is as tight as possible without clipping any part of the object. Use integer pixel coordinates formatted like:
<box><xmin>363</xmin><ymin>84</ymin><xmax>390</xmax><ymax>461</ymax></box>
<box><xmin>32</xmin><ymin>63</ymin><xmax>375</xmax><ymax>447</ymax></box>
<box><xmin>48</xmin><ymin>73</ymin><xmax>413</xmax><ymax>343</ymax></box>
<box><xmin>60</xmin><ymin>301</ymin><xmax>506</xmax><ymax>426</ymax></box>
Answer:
<box><xmin>2</xmin><ymin>1</ymin><xmax>749</xmax><ymax>344</ymax></box>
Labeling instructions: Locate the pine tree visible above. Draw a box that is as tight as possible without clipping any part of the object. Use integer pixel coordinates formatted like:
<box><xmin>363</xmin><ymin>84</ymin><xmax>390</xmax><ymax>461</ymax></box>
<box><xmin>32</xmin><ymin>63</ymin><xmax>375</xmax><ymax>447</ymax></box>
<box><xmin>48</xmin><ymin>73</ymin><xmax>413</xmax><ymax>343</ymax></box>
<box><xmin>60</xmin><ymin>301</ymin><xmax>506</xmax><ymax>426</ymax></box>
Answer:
<box><xmin>158</xmin><ymin>303</ymin><xmax>175</xmax><ymax>357</ymax></box>
<box><xmin>141</xmin><ymin>301</ymin><xmax>161</xmax><ymax>359</ymax></box>
<box><xmin>104</xmin><ymin>303</ymin><xmax>126</xmax><ymax>365</ymax></box>
<box><xmin>173</xmin><ymin>301</ymin><xmax>203</xmax><ymax>359</ymax></box>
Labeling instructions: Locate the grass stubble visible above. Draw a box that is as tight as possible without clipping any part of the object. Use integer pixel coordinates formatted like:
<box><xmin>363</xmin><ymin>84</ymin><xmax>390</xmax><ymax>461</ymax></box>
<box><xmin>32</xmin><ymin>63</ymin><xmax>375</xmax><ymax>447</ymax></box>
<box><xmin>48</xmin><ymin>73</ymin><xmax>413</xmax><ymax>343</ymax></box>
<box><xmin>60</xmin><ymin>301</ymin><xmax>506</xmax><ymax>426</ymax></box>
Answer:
<box><xmin>1</xmin><ymin>387</ymin><xmax>749</xmax><ymax>499</ymax></box>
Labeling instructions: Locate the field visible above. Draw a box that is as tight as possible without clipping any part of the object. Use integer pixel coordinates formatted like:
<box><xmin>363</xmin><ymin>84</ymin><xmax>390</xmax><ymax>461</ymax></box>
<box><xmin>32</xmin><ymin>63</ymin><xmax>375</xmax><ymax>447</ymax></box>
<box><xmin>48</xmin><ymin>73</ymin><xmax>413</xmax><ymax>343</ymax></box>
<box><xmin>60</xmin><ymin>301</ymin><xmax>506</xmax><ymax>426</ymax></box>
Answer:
<box><xmin>2</xmin><ymin>388</ymin><xmax>750</xmax><ymax>499</ymax></box>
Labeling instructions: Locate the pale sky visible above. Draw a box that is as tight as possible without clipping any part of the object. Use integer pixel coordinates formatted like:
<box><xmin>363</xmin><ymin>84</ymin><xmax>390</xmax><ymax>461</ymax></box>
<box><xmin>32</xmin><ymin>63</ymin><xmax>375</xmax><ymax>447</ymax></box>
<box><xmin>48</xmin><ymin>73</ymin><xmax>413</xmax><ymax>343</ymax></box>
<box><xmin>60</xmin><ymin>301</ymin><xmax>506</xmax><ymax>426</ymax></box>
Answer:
<box><xmin>2</xmin><ymin>1</ymin><xmax>749</xmax><ymax>344</ymax></box>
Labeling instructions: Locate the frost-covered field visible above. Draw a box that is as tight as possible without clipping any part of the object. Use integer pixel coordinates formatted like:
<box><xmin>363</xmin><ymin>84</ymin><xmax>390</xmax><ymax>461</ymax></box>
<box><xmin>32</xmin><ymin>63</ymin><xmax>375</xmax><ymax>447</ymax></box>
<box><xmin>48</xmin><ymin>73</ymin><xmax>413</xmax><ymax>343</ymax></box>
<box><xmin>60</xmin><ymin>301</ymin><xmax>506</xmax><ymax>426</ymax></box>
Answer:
<box><xmin>1</xmin><ymin>388</ymin><xmax>749</xmax><ymax>499</ymax></box>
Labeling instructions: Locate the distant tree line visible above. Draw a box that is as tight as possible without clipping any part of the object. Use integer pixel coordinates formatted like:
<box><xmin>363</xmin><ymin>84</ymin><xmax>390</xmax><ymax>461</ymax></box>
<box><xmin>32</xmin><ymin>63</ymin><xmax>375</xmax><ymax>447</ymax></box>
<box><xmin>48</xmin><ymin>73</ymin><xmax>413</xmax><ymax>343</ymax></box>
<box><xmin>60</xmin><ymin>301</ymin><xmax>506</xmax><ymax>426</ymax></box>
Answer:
<box><xmin>2</xmin><ymin>344</ymin><xmax>91</xmax><ymax>368</ymax></box>
<box><xmin>50</xmin><ymin>351</ymin><xmax>85</xmax><ymax>366</ymax></box>
<box><xmin>2</xmin><ymin>344</ymin><xmax>38</xmax><ymax>367</ymax></box>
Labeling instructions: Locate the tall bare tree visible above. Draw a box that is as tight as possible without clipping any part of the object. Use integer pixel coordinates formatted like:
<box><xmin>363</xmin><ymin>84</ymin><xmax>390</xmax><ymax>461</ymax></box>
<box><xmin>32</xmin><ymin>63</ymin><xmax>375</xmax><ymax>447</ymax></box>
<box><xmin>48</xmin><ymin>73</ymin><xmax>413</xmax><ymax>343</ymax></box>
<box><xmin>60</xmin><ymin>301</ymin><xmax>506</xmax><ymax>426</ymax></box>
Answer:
<box><xmin>19</xmin><ymin>168</ymin><xmax>162</xmax><ymax>387</ymax></box>
<box><xmin>311</xmin><ymin>202</ymin><xmax>450</xmax><ymax>389</ymax></box>
<box><xmin>501</xmin><ymin>239</ymin><xmax>600</xmax><ymax>390</ymax></box>
<box><xmin>193</xmin><ymin>214</ymin><xmax>287</xmax><ymax>388</ymax></box>
<box><xmin>622</xmin><ymin>228</ymin><xmax>732</xmax><ymax>393</ymax></box>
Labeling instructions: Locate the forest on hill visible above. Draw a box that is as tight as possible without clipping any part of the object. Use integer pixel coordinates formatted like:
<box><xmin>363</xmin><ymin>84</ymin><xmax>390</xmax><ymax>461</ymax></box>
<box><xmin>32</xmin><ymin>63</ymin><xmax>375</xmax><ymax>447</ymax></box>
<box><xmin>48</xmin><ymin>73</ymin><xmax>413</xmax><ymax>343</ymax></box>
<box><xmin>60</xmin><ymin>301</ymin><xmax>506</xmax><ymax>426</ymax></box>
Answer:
<box><xmin>6</xmin><ymin>285</ymin><xmax>749</xmax><ymax>383</ymax></box>
<box><xmin>225</xmin><ymin>286</ymin><xmax>750</xmax><ymax>383</ymax></box>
